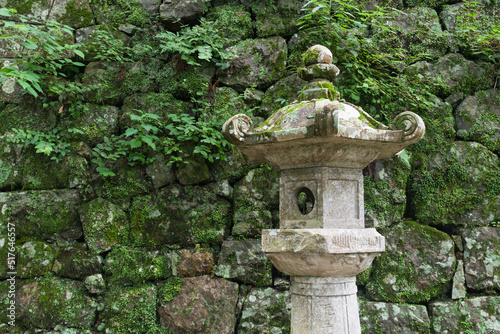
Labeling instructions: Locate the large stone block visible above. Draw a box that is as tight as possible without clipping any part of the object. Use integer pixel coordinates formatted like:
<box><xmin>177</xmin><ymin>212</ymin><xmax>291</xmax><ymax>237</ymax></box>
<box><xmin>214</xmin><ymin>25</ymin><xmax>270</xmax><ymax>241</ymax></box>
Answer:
<box><xmin>206</xmin><ymin>5</ymin><xmax>254</xmax><ymax>45</ymax></box>
<box><xmin>20</xmin><ymin>151</ymin><xmax>89</xmax><ymax>190</ymax></box>
<box><xmin>216</xmin><ymin>239</ymin><xmax>273</xmax><ymax>287</ymax></box>
<box><xmin>404</xmin><ymin>53</ymin><xmax>492</xmax><ymax>98</ymax></box>
<box><xmin>52</xmin><ymin>242</ymin><xmax>101</xmax><ymax>280</ymax></box>
<box><xmin>238</xmin><ymin>287</ymin><xmax>291</xmax><ymax>334</ymax></box>
<box><xmin>60</xmin><ymin>104</ymin><xmax>119</xmax><ymax>145</ymax></box>
<box><xmin>0</xmin><ymin>190</ymin><xmax>82</xmax><ymax>242</ymax></box>
<box><xmin>158</xmin><ymin>275</ymin><xmax>239</xmax><ymax>333</ymax></box>
<box><xmin>409</xmin><ymin>141</ymin><xmax>500</xmax><ymax>226</ymax></box>
<box><xmin>367</xmin><ymin>7</ymin><xmax>450</xmax><ymax>58</ymax></box>
<box><xmin>78</xmin><ymin>197</ymin><xmax>130</xmax><ymax>254</ymax></box>
<box><xmin>359</xmin><ymin>300</ymin><xmax>430</xmax><ymax>333</ymax></box>
<box><xmin>461</xmin><ymin>227</ymin><xmax>500</xmax><ymax>291</ymax></box>
<box><xmin>159</xmin><ymin>0</ymin><xmax>208</xmax><ymax>30</ymax></box>
<box><xmin>129</xmin><ymin>183</ymin><xmax>232</xmax><ymax>247</ymax></box>
<box><xmin>363</xmin><ymin>156</ymin><xmax>411</xmax><ymax>228</ymax></box>
<box><xmin>232</xmin><ymin>167</ymin><xmax>279</xmax><ymax>237</ymax></box>
<box><xmin>17</xmin><ymin>241</ymin><xmax>54</xmax><ymax>278</ymax></box>
<box><xmin>0</xmin><ymin>135</ymin><xmax>22</xmax><ymax>191</ymax></box>
<box><xmin>4</xmin><ymin>0</ymin><xmax>94</xmax><ymax>28</ymax></box>
<box><xmin>430</xmin><ymin>297</ymin><xmax>500</xmax><ymax>334</ymax></box>
<box><xmin>99</xmin><ymin>283</ymin><xmax>158</xmax><ymax>333</ymax></box>
<box><xmin>366</xmin><ymin>221</ymin><xmax>456</xmax><ymax>303</ymax></box>
<box><xmin>456</xmin><ymin>89</ymin><xmax>500</xmax><ymax>154</ymax></box>
<box><xmin>218</xmin><ymin>37</ymin><xmax>288</xmax><ymax>91</ymax></box>
<box><xmin>251</xmin><ymin>0</ymin><xmax>301</xmax><ymax>38</ymax></box>
<box><xmin>103</xmin><ymin>246</ymin><xmax>172</xmax><ymax>286</ymax></box>
<box><xmin>15</xmin><ymin>277</ymin><xmax>96</xmax><ymax>330</ymax></box>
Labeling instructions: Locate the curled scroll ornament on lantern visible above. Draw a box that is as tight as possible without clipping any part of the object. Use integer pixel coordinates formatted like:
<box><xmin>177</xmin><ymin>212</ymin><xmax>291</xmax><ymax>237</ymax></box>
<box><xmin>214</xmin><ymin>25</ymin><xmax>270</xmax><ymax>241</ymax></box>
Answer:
<box><xmin>222</xmin><ymin>114</ymin><xmax>254</xmax><ymax>145</ymax></box>
<box><xmin>391</xmin><ymin>111</ymin><xmax>425</xmax><ymax>143</ymax></box>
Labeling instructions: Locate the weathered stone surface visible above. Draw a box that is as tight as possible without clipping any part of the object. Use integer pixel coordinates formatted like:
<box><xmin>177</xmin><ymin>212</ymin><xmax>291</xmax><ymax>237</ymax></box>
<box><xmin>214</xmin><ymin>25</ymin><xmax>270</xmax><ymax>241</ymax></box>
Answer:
<box><xmin>16</xmin><ymin>277</ymin><xmax>96</xmax><ymax>329</ymax></box>
<box><xmin>17</xmin><ymin>241</ymin><xmax>54</xmax><ymax>278</ymax></box>
<box><xmin>0</xmin><ymin>135</ymin><xmax>22</xmax><ymax>191</ymax></box>
<box><xmin>252</xmin><ymin>0</ymin><xmax>301</xmax><ymax>38</ymax></box>
<box><xmin>367</xmin><ymin>7</ymin><xmax>450</xmax><ymax>57</ymax></box>
<box><xmin>461</xmin><ymin>227</ymin><xmax>500</xmax><ymax>291</ymax></box>
<box><xmin>91</xmin><ymin>159</ymin><xmax>151</xmax><ymax>200</ymax></box>
<box><xmin>260</xmin><ymin>73</ymin><xmax>307</xmax><ymax>118</ymax></box>
<box><xmin>137</xmin><ymin>0</ymin><xmax>161</xmax><ymax>15</ymax></box>
<box><xmin>84</xmin><ymin>273</ymin><xmax>105</xmax><ymax>294</ymax></box>
<box><xmin>52</xmin><ymin>243</ymin><xmax>101</xmax><ymax>280</ymax></box>
<box><xmin>366</xmin><ymin>221</ymin><xmax>455</xmax><ymax>303</ymax></box>
<box><xmin>0</xmin><ymin>103</ymin><xmax>56</xmax><ymax>137</ymax></box>
<box><xmin>408</xmin><ymin>95</ymin><xmax>456</xmax><ymax>157</ymax></box>
<box><xmin>129</xmin><ymin>183</ymin><xmax>232</xmax><ymax>247</ymax></box>
<box><xmin>456</xmin><ymin>89</ymin><xmax>500</xmax><ymax>153</ymax></box>
<box><xmin>174</xmin><ymin>248</ymin><xmax>214</xmax><ymax>277</ymax></box>
<box><xmin>440</xmin><ymin>3</ymin><xmax>465</xmax><ymax>32</ymax></box>
<box><xmin>218</xmin><ymin>37</ymin><xmax>288</xmax><ymax>91</ymax></box>
<box><xmin>159</xmin><ymin>0</ymin><xmax>207</xmax><ymax>30</ymax></box>
<box><xmin>409</xmin><ymin>141</ymin><xmax>500</xmax><ymax>226</ymax></box>
<box><xmin>145</xmin><ymin>154</ymin><xmax>176</xmax><ymax>189</ymax></box>
<box><xmin>175</xmin><ymin>145</ymin><xmax>213</xmax><ymax>185</ymax></box>
<box><xmin>364</xmin><ymin>155</ymin><xmax>411</xmax><ymax>228</ymax></box>
<box><xmin>83</xmin><ymin>61</ymin><xmax>158</xmax><ymax>105</ymax></box>
<box><xmin>216</xmin><ymin>239</ymin><xmax>273</xmax><ymax>287</ymax></box>
<box><xmin>452</xmin><ymin>259</ymin><xmax>466</xmax><ymax>299</ymax></box>
<box><xmin>212</xmin><ymin>149</ymin><xmax>257</xmax><ymax>183</ymax></box>
<box><xmin>206</xmin><ymin>86</ymin><xmax>253</xmax><ymax>125</ymax></box>
<box><xmin>104</xmin><ymin>246</ymin><xmax>171</xmax><ymax>286</ymax></box>
<box><xmin>206</xmin><ymin>5</ymin><xmax>254</xmax><ymax>45</ymax></box>
<box><xmin>78</xmin><ymin>197</ymin><xmax>130</xmax><ymax>254</ymax></box>
<box><xmin>359</xmin><ymin>300</ymin><xmax>430</xmax><ymax>333</ymax></box>
<box><xmin>430</xmin><ymin>297</ymin><xmax>500</xmax><ymax>333</ymax></box>
<box><xmin>99</xmin><ymin>284</ymin><xmax>157</xmax><ymax>333</ymax></box>
<box><xmin>232</xmin><ymin>167</ymin><xmax>279</xmax><ymax>237</ymax></box>
<box><xmin>238</xmin><ymin>287</ymin><xmax>291</xmax><ymax>334</ymax></box>
<box><xmin>405</xmin><ymin>53</ymin><xmax>492</xmax><ymax>97</ymax></box>
<box><xmin>0</xmin><ymin>190</ymin><xmax>82</xmax><ymax>242</ymax></box>
<box><xmin>20</xmin><ymin>151</ymin><xmax>89</xmax><ymax>190</ymax></box>
<box><xmin>4</xmin><ymin>0</ymin><xmax>94</xmax><ymax>28</ymax></box>
<box><xmin>158</xmin><ymin>275</ymin><xmax>239</xmax><ymax>333</ymax></box>
<box><xmin>61</xmin><ymin>104</ymin><xmax>119</xmax><ymax>144</ymax></box>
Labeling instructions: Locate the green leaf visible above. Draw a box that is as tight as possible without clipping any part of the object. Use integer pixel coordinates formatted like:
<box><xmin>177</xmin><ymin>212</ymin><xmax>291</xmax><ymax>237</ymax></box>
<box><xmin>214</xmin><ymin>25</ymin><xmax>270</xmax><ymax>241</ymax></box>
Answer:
<box><xmin>74</xmin><ymin>49</ymin><xmax>85</xmax><ymax>59</ymax></box>
<box><xmin>125</xmin><ymin>128</ymin><xmax>139</xmax><ymax>137</ymax></box>
<box><xmin>129</xmin><ymin>138</ymin><xmax>142</xmax><ymax>148</ymax></box>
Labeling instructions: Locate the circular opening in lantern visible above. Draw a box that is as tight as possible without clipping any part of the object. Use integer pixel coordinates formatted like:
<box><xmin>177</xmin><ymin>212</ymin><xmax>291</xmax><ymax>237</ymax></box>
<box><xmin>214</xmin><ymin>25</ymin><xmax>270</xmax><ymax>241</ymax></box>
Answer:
<box><xmin>297</xmin><ymin>187</ymin><xmax>315</xmax><ymax>215</ymax></box>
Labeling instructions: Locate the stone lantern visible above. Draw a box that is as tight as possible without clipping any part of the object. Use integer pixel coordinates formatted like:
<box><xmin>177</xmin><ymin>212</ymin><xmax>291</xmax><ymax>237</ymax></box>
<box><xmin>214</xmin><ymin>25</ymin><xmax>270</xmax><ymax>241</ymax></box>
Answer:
<box><xmin>222</xmin><ymin>45</ymin><xmax>425</xmax><ymax>334</ymax></box>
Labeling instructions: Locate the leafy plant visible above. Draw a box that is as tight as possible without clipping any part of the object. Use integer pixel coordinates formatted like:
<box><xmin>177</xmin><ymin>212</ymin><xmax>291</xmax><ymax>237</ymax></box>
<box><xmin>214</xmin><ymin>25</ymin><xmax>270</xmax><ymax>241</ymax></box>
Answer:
<box><xmin>8</xmin><ymin>128</ymin><xmax>71</xmax><ymax>163</ymax></box>
<box><xmin>163</xmin><ymin>113</ymin><xmax>229</xmax><ymax>166</ymax></box>
<box><xmin>156</xmin><ymin>18</ymin><xmax>234</xmax><ymax>68</ymax></box>
<box><xmin>91</xmin><ymin>110</ymin><xmax>161</xmax><ymax>177</ymax></box>
<box><xmin>0</xmin><ymin>8</ymin><xmax>88</xmax><ymax>114</ymax></box>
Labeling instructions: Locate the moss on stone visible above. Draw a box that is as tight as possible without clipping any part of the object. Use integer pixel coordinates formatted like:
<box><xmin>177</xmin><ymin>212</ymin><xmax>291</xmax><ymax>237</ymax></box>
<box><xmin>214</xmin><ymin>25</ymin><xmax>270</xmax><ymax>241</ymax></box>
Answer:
<box><xmin>16</xmin><ymin>276</ymin><xmax>96</xmax><ymax>330</ymax></box>
<box><xmin>129</xmin><ymin>184</ymin><xmax>232</xmax><ymax>248</ymax></box>
<box><xmin>58</xmin><ymin>0</ymin><xmax>95</xmax><ymax>28</ymax></box>
<box><xmin>79</xmin><ymin>197</ymin><xmax>130</xmax><ymax>254</ymax></box>
<box><xmin>99</xmin><ymin>283</ymin><xmax>162</xmax><ymax>333</ymax></box>
<box><xmin>17</xmin><ymin>241</ymin><xmax>54</xmax><ymax>278</ymax></box>
<box><xmin>104</xmin><ymin>246</ymin><xmax>172</xmax><ymax>286</ymax></box>
<box><xmin>366</xmin><ymin>221</ymin><xmax>455</xmax><ymax>303</ymax></box>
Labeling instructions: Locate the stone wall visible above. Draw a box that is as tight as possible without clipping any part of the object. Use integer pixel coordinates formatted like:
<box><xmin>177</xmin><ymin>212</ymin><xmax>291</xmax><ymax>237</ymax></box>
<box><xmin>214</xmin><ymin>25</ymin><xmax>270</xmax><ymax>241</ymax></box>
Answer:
<box><xmin>0</xmin><ymin>0</ymin><xmax>499</xmax><ymax>333</ymax></box>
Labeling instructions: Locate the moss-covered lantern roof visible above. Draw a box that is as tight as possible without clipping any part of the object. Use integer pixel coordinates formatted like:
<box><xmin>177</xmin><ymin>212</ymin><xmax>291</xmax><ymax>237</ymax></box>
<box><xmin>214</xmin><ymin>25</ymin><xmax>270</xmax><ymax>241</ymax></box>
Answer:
<box><xmin>223</xmin><ymin>45</ymin><xmax>425</xmax><ymax>169</ymax></box>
